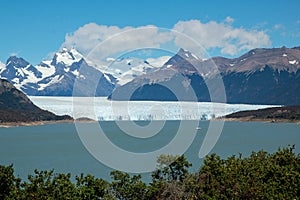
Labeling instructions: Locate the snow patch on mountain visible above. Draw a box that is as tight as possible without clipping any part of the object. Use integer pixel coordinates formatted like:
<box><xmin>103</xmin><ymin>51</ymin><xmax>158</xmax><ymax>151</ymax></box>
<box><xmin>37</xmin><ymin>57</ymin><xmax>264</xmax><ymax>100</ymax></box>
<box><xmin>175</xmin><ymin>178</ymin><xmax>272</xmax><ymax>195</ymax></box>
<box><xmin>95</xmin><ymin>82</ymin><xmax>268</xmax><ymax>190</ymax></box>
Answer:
<box><xmin>178</xmin><ymin>48</ymin><xmax>201</xmax><ymax>61</ymax></box>
<box><xmin>35</xmin><ymin>62</ymin><xmax>56</xmax><ymax>78</ymax></box>
<box><xmin>191</xmin><ymin>53</ymin><xmax>199</xmax><ymax>59</ymax></box>
<box><xmin>106</xmin><ymin>57</ymin><xmax>115</xmax><ymax>62</ymax></box>
<box><xmin>38</xmin><ymin>75</ymin><xmax>63</xmax><ymax>91</ymax></box>
<box><xmin>289</xmin><ymin>60</ymin><xmax>298</xmax><ymax>65</ymax></box>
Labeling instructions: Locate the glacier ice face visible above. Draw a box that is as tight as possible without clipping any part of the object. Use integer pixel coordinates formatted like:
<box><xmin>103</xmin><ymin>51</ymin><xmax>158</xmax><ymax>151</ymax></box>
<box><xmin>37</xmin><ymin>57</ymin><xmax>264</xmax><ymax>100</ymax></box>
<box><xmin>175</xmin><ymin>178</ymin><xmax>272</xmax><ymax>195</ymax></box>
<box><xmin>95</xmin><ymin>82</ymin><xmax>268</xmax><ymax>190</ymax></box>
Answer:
<box><xmin>29</xmin><ymin>96</ymin><xmax>274</xmax><ymax>121</ymax></box>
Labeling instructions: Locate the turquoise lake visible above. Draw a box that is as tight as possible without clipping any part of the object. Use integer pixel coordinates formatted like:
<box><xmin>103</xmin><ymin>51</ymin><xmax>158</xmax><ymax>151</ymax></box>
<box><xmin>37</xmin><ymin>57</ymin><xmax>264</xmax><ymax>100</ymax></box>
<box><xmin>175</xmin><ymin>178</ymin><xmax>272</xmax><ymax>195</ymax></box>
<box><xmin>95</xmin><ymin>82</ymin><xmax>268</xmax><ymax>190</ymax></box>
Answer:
<box><xmin>0</xmin><ymin>121</ymin><xmax>299</xmax><ymax>181</ymax></box>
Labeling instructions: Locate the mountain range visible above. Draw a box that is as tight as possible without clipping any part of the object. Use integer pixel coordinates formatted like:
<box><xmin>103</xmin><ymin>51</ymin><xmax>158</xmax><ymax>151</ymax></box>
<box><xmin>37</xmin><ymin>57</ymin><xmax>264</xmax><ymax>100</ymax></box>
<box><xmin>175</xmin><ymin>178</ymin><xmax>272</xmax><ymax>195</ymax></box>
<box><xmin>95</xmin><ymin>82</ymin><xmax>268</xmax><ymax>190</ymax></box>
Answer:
<box><xmin>0</xmin><ymin>48</ymin><xmax>170</xmax><ymax>96</ymax></box>
<box><xmin>0</xmin><ymin>48</ymin><xmax>116</xmax><ymax>96</ymax></box>
<box><xmin>1</xmin><ymin>46</ymin><xmax>300</xmax><ymax>105</ymax></box>
<box><xmin>110</xmin><ymin>46</ymin><xmax>300</xmax><ymax>105</ymax></box>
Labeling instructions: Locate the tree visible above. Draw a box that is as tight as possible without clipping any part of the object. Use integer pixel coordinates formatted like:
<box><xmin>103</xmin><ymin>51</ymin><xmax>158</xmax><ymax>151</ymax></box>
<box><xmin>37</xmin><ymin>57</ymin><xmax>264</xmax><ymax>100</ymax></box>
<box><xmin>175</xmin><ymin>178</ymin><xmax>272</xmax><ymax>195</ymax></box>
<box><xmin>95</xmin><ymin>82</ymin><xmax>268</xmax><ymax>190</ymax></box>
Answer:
<box><xmin>149</xmin><ymin>154</ymin><xmax>192</xmax><ymax>199</ymax></box>
<box><xmin>0</xmin><ymin>164</ymin><xmax>21</xmax><ymax>199</ymax></box>
<box><xmin>152</xmin><ymin>154</ymin><xmax>192</xmax><ymax>182</ymax></box>
<box><xmin>184</xmin><ymin>145</ymin><xmax>300</xmax><ymax>199</ymax></box>
<box><xmin>75</xmin><ymin>173</ymin><xmax>109</xmax><ymax>199</ymax></box>
<box><xmin>21</xmin><ymin>169</ymin><xmax>76</xmax><ymax>200</ymax></box>
<box><xmin>110</xmin><ymin>170</ymin><xmax>147</xmax><ymax>200</ymax></box>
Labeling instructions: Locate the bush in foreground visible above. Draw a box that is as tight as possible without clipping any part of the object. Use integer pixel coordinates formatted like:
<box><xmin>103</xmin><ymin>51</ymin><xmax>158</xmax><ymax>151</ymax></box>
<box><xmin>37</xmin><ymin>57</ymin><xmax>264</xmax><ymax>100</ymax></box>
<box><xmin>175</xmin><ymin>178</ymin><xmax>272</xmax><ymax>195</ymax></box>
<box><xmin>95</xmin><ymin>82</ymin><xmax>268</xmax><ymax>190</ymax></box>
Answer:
<box><xmin>0</xmin><ymin>146</ymin><xmax>299</xmax><ymax>199</ymax></box>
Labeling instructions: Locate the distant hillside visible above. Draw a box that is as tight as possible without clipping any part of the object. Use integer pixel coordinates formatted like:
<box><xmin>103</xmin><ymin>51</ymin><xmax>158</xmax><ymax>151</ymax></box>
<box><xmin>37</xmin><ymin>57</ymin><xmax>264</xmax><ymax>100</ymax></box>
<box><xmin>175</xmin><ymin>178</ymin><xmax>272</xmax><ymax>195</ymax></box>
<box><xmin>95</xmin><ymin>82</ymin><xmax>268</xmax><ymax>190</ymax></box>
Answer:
<box><xmin>224</xmin><ymin>105</ymin><xmax>300</xmax><ymax>122</ymax></box>
<box><xmin>0</xmin><ymin>79</ymin><xmax>72</xmax><ymax>123</ymax></box>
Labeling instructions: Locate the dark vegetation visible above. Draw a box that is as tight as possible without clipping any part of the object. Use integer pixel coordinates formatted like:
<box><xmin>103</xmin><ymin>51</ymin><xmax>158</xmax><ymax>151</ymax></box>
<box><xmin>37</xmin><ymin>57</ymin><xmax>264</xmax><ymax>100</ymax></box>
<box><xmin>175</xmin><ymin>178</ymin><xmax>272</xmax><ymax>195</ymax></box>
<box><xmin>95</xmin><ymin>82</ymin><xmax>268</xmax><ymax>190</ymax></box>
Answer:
<box><xmin>0</xmin><ymin>146</ymin><xmax>299</xmax><ymax>199</ymax></box>
<box><xmin>225</xmin><ymin>105</ymin><xmax>300</xmax><ymax>122</ymax></box>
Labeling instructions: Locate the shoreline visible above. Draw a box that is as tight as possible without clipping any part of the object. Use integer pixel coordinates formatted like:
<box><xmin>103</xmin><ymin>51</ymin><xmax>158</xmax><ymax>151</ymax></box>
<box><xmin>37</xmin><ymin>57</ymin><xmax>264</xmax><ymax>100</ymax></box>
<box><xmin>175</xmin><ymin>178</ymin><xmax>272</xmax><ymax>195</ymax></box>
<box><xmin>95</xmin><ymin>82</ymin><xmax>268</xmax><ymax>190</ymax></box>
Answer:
<box><xmin>0</xmin><ymin>118</ymin><xmax>96</xmax><ymax>128</ymax></box>
<box><xmin>1</xmin><ymin>118</ymin><xmax>299</xmax><ymax>128</ymax></box>
<box><xmin>218</xmin><ymin>117</ymin><xmax>300</xmax><ymax>124</ymax></box>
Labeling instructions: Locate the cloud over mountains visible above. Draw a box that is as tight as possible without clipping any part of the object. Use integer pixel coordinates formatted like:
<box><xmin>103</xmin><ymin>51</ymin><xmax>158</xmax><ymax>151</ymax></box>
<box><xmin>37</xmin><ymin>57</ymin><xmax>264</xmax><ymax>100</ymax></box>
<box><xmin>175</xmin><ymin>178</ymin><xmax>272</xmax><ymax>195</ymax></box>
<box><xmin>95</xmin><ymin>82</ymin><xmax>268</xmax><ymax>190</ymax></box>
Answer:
<box><xmin>61</xmin><ymin>17</ymin><xmax>271</xmax><ymax>63</ymax></box>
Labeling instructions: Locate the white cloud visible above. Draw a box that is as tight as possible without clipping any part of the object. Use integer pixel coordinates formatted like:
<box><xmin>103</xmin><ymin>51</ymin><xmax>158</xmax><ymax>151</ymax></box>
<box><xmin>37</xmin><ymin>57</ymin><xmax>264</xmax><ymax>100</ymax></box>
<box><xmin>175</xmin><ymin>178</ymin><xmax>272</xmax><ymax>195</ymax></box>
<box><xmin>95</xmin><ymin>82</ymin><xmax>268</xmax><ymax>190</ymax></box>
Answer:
<box><xmin>273</xmin><ymin>24</ymin><xmax>287</xmax><ymax>36</ymax></box>
<box><xmin>10</xmin><ymin>52</ymin><xmax>19</xmax><ymax>57</ymax></box>
<box><xmin>62</xmin><ymin>23</ymin><xmax>173</xmax><ymax>65</ymax></box>
<box><xmin>220</xmin><ymin>44</ymin><xmax>238</xmax><ymax>55</ymax></box>
<box><xmin>173</xmin><ymin>19</ymin><xmax>271</xmax><ymax>56</ymax></box>
<box><xmin>0</xmin><ymin>61</ymin><xmax>5</xmax><ymax>69</ymax></box>
<box><xmin>61</xmin><ymin>19</ymin><xmax>271</xmax><ymax>61</ymax></box>
<box><xmin>224</xmin><ymin>16</ymin><xmax>234</xmax><ymax>24</ymax></box>
<box><xmin>63</xmin><ymin>23</ymin><xmax>130</xmax><ymax>56</ymax></box>
<box><xmin>274</xmin><ymin>24</ymin><xmax>283</xmax><ymax>30</ymax></box>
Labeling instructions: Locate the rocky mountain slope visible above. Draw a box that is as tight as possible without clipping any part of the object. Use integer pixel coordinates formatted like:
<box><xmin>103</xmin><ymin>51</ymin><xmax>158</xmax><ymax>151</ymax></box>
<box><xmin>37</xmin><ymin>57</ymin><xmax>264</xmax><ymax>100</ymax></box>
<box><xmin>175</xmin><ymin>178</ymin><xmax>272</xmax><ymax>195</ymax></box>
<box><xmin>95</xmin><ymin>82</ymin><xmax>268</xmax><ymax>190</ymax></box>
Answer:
<box><xmin>0</xmin><ymin>79</ymin><xmax>72</xmax><ymax>123</ymax></box>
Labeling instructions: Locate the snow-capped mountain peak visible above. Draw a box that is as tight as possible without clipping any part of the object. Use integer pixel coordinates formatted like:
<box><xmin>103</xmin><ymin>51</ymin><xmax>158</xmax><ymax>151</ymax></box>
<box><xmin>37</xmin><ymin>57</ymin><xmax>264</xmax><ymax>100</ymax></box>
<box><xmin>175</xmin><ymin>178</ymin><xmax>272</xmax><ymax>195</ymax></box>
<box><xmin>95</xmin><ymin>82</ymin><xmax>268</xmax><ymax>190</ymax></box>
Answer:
<box><xmin>0</xmin><ymin>56</ymin><xmax>42</xmax><ymax>91</ymax></box>
<box><xmin>5</xmin><ymin>56</ymin><xmax>42</xmax><ymax>79</ymax></box>
<box><xmin>6</xmin><ymin>56</ymin><xmax>29</xmax><ymax>67</ymax></box>
<box><xmin>52</xmin><ymin>47</ymin><xmax>84</xmax><ymax>66</ymax></box>
<box><xmin>177</xmin><ymin>48</ymin><xmax>200</xmax><ymax>60</ymax></box>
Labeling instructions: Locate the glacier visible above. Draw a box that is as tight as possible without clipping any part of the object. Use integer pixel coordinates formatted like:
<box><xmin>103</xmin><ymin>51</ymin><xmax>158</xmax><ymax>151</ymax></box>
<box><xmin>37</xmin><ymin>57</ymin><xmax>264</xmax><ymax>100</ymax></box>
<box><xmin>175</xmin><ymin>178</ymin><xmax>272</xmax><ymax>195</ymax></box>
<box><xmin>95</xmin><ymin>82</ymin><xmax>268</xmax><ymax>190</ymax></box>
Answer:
<box><xmin>29</xmin><ymin>96</ymin><xmax>275</xmax><ymax>121</ymax></box>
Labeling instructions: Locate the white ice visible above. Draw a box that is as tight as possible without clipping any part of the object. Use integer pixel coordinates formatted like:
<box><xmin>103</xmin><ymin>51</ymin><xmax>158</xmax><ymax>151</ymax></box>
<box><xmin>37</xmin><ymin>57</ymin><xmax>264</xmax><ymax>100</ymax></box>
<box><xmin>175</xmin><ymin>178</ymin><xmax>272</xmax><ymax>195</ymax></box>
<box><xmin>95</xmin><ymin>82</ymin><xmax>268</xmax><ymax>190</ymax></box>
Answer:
<box><xmin>29</xmin><ymin>96</ymin><xmax>275</xmax><ymax>121</ymax></box>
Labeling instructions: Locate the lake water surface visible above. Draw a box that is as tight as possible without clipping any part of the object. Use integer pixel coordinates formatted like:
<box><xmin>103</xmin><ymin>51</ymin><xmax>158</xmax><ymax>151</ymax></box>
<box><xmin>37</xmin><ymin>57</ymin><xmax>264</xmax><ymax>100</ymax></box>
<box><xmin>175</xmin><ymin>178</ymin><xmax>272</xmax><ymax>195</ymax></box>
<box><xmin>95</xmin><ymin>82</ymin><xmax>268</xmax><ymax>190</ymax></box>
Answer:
<box><xmin>0</xmin><ymin>121</ymin><xmax>299</xmax><ymax>181</ymax></box>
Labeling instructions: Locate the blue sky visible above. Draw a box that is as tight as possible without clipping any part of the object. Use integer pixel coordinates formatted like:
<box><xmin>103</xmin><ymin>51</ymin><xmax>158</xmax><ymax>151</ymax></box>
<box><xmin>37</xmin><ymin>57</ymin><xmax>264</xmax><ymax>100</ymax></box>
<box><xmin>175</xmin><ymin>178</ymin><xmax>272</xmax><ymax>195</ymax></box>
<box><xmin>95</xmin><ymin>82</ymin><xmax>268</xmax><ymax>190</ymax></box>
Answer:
<box><xmin>1</xmin><ymin>0</ymin><xmax>299</xmax><ymax>64</ymax></box>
